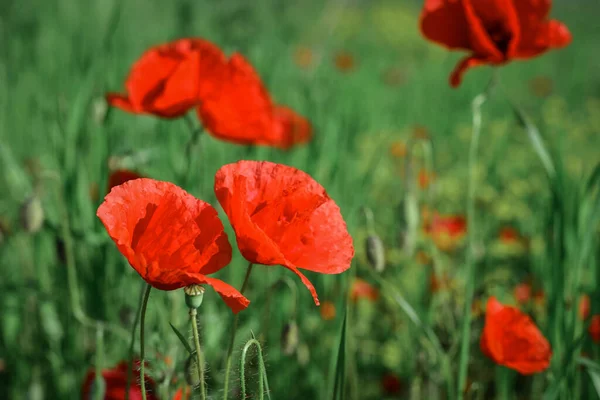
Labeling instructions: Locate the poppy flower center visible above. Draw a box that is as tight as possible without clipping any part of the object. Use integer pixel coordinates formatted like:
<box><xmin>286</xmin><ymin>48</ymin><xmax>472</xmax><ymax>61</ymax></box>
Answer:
<box><xmin>486</xmin><ymin>23</ymin><xmax>512</xmax><ymax>55</ymax></box>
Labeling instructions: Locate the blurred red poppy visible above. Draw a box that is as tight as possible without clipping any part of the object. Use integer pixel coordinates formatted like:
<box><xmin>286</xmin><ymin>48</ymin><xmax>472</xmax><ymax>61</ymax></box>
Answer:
<box><xmin>381</xmin><ymin>373</ymin><xmax>402</xmax><ymax>395</ymax></box>
<box><xmin>81</xmin><ymin>360</ymin><xmax>157</xmax><ymax>400</ymax></box>
<box><xmin>420</xmin><ymin>0</ymin><xmax>572</xmax><ymax>86</ymax></box>
<box><xmin>499</xmin><ymin>226</ymin><xmax>520</xmax><ymax>243</ymax></box>
<box><xmin>418</xmin><ymin>169</ymin><xmax>435</xmax><ymax>189</ymax></box>
<box><xmin>514</xmin><ymin>282</ymin><xmax>532</xmax><ymax>305</ymax></box>
<box><xmin>107</xmin><ymin>38</ymin><xmax>226</xmax><ymax>118</ymax></box>
<box><xmin>172</xmin><ymin>387</ymin><xmax>191</xmax><ymax>400</ymax></box>
<box><xmin>589</xmin><ymin>315</ymin><xmax>600</xmax><ymax>343</ymax></box>
<box><xmin>97</xmin><ymin>178</ymin><xmax>249</xmax><ymax>313</ymax></box>
<box><xmin>480</xmin><ymin>297</ymin><xmax>551</xmax><ymax>374</ymax></box>
<box><xmin>580</xmin><ymin>295</ymin><xmax>591</xmax><ymax>321</ymax></box>
<box><xmin>350</xmin><ymin>278</ymin><xmax>379</xmax><ymax>303</ymax></box>
<box><xmin>320</xmin><ymin>301</ymin><xmax>337</xmax><ymax>321</ymax></box>
<box><xmin>334</xmin><ymin>51</ymin><xmax>356</xmax><ymax>73</ymax></box>
<box><xmin>107</xmin><ymin>169</ymin><xmax>143</xmax><ymax>194</ymax></box>
<box><xmin>197</xmin><ymin>54</ymin><xmax>312</xmax><ymax>149</ymax></box>
<box><xmin>424</xmin><ymin>213</ymin><xmax>467</xmax><ymax>252</ymax></box>
<box><xmin>214</xmin><ymin>161</ymin><xmax>354</xmax><ymax>305</ymax></box>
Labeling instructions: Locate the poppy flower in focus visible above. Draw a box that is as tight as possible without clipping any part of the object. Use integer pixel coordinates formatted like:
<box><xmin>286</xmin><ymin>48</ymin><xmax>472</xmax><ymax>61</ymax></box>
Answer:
<box><xmin>589</xmin><ymin>315</ymin><xmax>600</xmax><ymax>343</ymax></box>
<box><xmin>350</xmin><ymin>278</ymin><xmax>379</xmax><ymax>303</ymax></box>
<box><xmin>334</xmin><ymin>51</ymin><xmax>356</xmax><ymax>73</ymax></box>
<box><xmin>107</xmin><ymin>38</ymin><xmax>226</xmax><ymax>118</ymax></box>
<box><xmin>81</xmin><ymin>360</ymin><xmax>158</xmax><ymax>400</ymax></box>
<box><xmin>197</xmin><ymin>54</ymin><xmax>312</xmax><ymax>149</ymax></box>
<box><xmin>320</xmin><ymin>301</ymin><xmax>337</xmax><ymax>320</ymax></box>
<box><xmin>514</xmin><ymin>282</ymin><xmax>532</xmax><ymax>305</ymax></box>
<box><xmin>579</xmin><ymin>295</ymin><xmax>591</xmax><ymax>321</ymax></box>
<box><xmin>97</xmin><ymin>178</ymin><xmax>249</xmax><ymax>313</ymax></box>
<box><xmin>381</xmin><ymin>373</ymin><xmax>402</xmax><ymax>395</ymax></box>
<box><xmin>424</xmin><ymin>213</ymin><xmax>467</xmax><ymax>252</ymax></box>
<box><xmin>107</xmin><ymin>169</ymin><xmax>143</xmax><ymax>194</ymax></box>
<box><xmin>420</xmin><ymin>0</ymin><xmax>572</xmax><ymax>87</ymax></box>
<box><xmin>480</xmin><ymin>296</ymin><xmax>552</xmax><ymax>374</ymax></box>
<box><xmin>214</xmin><ymin>161</ymin><xmax>354</xmax><ymax>305</ymax></box>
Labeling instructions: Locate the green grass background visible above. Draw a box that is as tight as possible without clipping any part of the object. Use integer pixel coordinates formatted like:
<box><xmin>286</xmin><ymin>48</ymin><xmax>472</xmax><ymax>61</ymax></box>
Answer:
<box><xmin>1</xmin><ymin>0</ymin><xmax>599</xmax><ymax>399</ymax></box>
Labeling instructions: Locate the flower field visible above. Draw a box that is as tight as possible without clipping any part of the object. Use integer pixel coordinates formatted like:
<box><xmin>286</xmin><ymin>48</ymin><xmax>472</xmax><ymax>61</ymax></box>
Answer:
<box><xmin>1</xmin><ymin>0</ymin><xmax>599</xmax><ymax>399</ymax></box>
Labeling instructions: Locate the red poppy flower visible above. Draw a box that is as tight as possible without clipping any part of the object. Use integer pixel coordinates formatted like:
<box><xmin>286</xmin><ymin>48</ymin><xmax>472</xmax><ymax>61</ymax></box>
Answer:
<box><xmin>334</xmin><ymin>51</ymin><xmax>356</xmax><ymax>73</ymax></box>
<box><xmin>107</xmin><ymin>169</ymin><xmax>143</xmax><ymax>194</ymax></box>
<box><xmin>420</xmin><ymin>0</ymin><xmax>572</xmax><ymax>87</ymax></box>
<box><xmin>350</xmin><ymin>278</ymin><xmax>379</xmax><ymax>303</ymax></box>
<box><xmin>172</xmin><ymin>387</ymin><xmax>191</xmax><ymax>400</ymax></box>
<box><xmin>514</xmin><ymin>282</ymin><xmax>532</xmax><ymax>305</ymax></box>
<box><xmin>107</xmin><ymin>38</ymin><xmax>226</xmax><ymax>118</ymax></box>
<box><xmin>81</xmin><ymin>360</ymin><xmax>157</xmax><ymax>400</ymax></box>
<box><xmin>197</xmin><ymin>54</ymin><xmax>312</xmax><ymax>149</ymax></box>
<box><xmin>499</xmin><ymin>226</ymin><xmax>520</xmax><ymax>243</ymax></box>
<box><xmin>579</xmin><ymin>295</ymin><xmax>591</xmax><ymax>321</ymax></box>
<box><xmin>424</xmin><ymin>213</ymin><xmax>467</xmax><ymax>252</ymax></box>
<box><xmin>320</xmin><ymin>301</ymin><xmax>337</xmax><ymax>321</ymax></box>
<box><xmin>214</xmin><ymin>161</ymin><xmax>354</xmax><ymax>305</ymax></box>
<box><xmin>480</xmin><ymin>296</ymin><xmax>551</xmax><ymax>374</ymax></box>
<box><xmin>589</xmin><ymin>315</ymin><xmax>600</xmax><ymax>343</ymax></box>
<box><xmin>381</xmin><ymin>373</ymin><xmax>402</xmax><ymax>395</ymax></box>
<box><xmin>97</xmin><ymin>178</ymin><xmax>249</xmax><ymax>313</ymax></box>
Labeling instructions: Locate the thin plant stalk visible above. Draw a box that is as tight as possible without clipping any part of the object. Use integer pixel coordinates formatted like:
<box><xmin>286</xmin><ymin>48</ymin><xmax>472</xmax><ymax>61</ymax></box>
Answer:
<box><xmin>190</xmin><ymin>308</ymin><xmax>207</xmax><ymax>400</ymax></box>
<box><xmin>496</xmin><ymin>366</ymin><xmax>512</xmax><ymax>400</ymax></box>
<box><xmin>222</xmin><ymin>262</ymin><xmax>254</xmax><ymax>400</ymax></box>
<box><xmin>456</xmin><ymin>75</ymin><xmax>497</xmax><ymax>398</ymax></box>
<box><xmin>139</xmin><ymin>284</ymin><xmax>152</xmax><ymax>400</ymax></box>
<box><xmin>125</xmin><ymin>283</ymin><xmax>147</xmax><ymax>400</ymax></box>
<box><xmin>94</xmin><ymin>324</ymin><xmax>105</xmax><ymax>400</ymax></box>
<box><xmin>182</xmin><ymin>113</ymin><xmax>204</xmax><ymax>188</ymax></box>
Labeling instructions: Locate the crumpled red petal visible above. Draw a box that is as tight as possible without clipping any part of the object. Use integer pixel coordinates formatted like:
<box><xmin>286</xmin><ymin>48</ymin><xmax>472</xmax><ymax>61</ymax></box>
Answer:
<box><xmin>214</xmin><ymin>161</ymin><xmax>354</xmax><ymax>305</ymax></box>
<box><xmin>420</xmin><ymin>0</ymin><xmax>471</xmax><ymax>50</ymax></box>
<box><xmin>449</xmin><ymin>55</ymin><xmax>489</xmax><ymax>87</ymax></box>
<box><xmin>97</xmin><ymin>178</ymin><xmax>249</xmax><ymax>313</ymax></box>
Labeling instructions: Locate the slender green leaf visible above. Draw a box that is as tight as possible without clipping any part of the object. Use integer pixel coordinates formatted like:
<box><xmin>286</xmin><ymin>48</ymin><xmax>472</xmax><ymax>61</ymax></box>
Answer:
<box><xmin>169</xmin><ymin>322</ymin><xmax>194</xmax><ymax>355</ymax></box>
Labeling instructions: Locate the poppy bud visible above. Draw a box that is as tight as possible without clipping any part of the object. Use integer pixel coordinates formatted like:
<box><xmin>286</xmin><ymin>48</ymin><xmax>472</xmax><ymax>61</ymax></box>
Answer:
<box><xmin>184</xmin><ymin>285</ymin><xmax>205</xmax><ymax>309</ymax></box>
<box><xmin>20</xmin><ymin>196</ymin><xmax>44</xmax><ymax>234</ymax></box>
<box><xmin>184</xmin><ymin>354</ymin><xmax>201</xmax><ymax>387</ymax></box>
<box><xmin>281</xmin><ymin>320</ymin><xmax>299</xmax><ymax>356</ymax></box>
<box><xmin>296</xmin><ymin>343</ymin><xmax>310</xmax><ymax>366</ymax></box>
<box><xmin>366</xmin><ymin>234</ymin><xmax>385</xmax><ymax>273</ymax></box>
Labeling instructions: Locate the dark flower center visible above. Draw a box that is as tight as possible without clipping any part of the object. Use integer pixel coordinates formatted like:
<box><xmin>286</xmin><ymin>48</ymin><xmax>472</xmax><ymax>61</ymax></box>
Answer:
<box><xmin>487</xmin><ymin>23</ymin><xmax>512</xmax><ymax>55</ymax></box>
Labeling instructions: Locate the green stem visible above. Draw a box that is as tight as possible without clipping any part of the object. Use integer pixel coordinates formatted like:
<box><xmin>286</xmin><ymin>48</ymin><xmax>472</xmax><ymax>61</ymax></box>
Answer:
<box><xmin>139</xmin><ymin>284</ymin><xmax>152</xmax><ymax>400</ymax></box>
<box><xmin>182</xmin><ymin>113</ymin><xmax>204</xmax><ymax>188</ymax></box>
<box><xmin>125</xmin><ymin>283</ymin><xmax>147</xmax><ymax>400</ymax></box>
<box><xmin>496</xmin><ymin>366</ymin><xmax>512</xmax><ymax>400</ymax></box>
<box><xmin>190</xmin><ymin>308</ymin><xmax>206</xmax><ymax>400</ymax></box>
<box><xmin>94</xmin><ymin>324</ymin><xmax>105</xmax><ymax>400</ymax></box>
<box><xmin>222</xmin><ymin>262</ymin><xmax>254</xmax><ymax>400</ymax></box>
<box><xmin>456</xmin><ymin>75</ymin><xmax>496</xmax><ymax>399</ymax></box>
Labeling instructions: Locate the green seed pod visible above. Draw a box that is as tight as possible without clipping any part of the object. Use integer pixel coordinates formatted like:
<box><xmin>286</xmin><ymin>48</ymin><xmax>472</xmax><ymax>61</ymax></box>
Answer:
<box><xmin>184</xmin><ymin>354</ymin><xmax>201</xmax><ymax>387</ymax></box>
<box><xmin>296</xmin><ymin>343</ymin><xmax>310</xmax><ymax>366</ymax></box>
<box><xmin>281</xmin><ymin>320</ymin><xmax>299</xmax><ymax>356</ymax></box>
<box><xmin>184</xmin><ymin>285</ymin><xmax>205</xmax><ymax>309</ymax></box>
<box><xmin>366</xmin><ymin>234</ymin><xmax>385</xmax><ymax>273</ymax></box>
<box><xmin>20</xmin><ymin>196</ymin><xmax>44</xmax><ymax>234</ymax></box>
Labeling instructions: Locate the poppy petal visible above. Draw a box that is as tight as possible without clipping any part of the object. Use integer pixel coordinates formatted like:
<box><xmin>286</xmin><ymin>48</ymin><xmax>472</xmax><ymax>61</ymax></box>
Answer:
<box><xmin>176</xmin><ymin>272</ymin><xmax>249</xmax><ymax>314</ymax></box>
<box><xmin>106</xmin><ymin>93</ymin><xmax>138</xmax><ymax>113</ymax></box>
<box><xmin>449</xmin><ymin>55</ymin><xmax>489</xmax><ymax>87</ymax></box>
<box><xmin>515</xmin><ymin>19</ymin><xmax>572</xmax><ymax>58</ymax></box>
<box><xmin>272</xmin><ymin>106</ymin><xmax>313</xmax><ymax>150</ymax></box>
<box><xmin>420</xmin><ymin>0</ymin><xmax>471</xmax><ymax>50</ymax></box>
<box><xmin>284</xmin><ymin>264</ymin><xmax>320</xmax><ymax>306</ymax></box>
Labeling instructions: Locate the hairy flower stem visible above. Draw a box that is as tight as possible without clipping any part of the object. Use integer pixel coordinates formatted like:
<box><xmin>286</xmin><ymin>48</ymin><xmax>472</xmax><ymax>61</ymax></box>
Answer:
<box><xmin>139</xmin><ymin>284</ymin><xmax>152</xmax><ymax>400</ymax></box>
<box><xmin>190</xmin><ymin>308</ymin><xmax>207</xmax><ymax>400</ymax></box>
<box><xmin>222</xmin><ymin>262</ymin><xmax>254</xmax><ymax>400</ymax></box>
<box><xmin>456</xmin><ymin>75</ymin><xmax>496</xmax><ymax>399</ymax></box>
<box><xmin>125</xmin><ymin>283</ymin><xmax>147</xmax><ymax>400</ymax></box>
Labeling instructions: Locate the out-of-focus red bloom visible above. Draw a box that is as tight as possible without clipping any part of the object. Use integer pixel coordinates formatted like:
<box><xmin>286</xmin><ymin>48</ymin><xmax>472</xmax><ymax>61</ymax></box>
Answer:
<box><xmin>579</xmin><ymin>295</ymin><xmax>591</xmax><ymax>320</ymax></box>
<box><xmin>321</xmin><ymin>301</ymin><xmax>337</xmax><ymax>320</ymax></box>
<box><xmin>172</xmin><ymin>387</ymin><xmax>191</xmax><ymax>400</ymax></box>
<box><xmin>97</xmin><ymin>178</ymin><xmax>249</xmax><ymax>313</ymax></box>
<box><xmin>589</xmin><ymin>315</ymin><xmax>600</xmax><ymax>343</ymax></box>
<box><xmin>214</xmin><ymin>161</ymin><xmax>354</xmax><ymax>305</ymax></box>
<box><xmin>381</xmin><ymin>373</ymin><xmax>402</xmax><ymax>395</ymax></box>
<box><xmin>533</xmin><ymin>289</ymin><xmax>546</xmax><ymax>307</ymax></box>
<box><xmin>480</xmin><ymin>297</ymin><xmax>552</xmax><ymax>374</ymax></box>
<box><xmin>107</xmin><ymin>169</ymin><xmax>143</xmax><ymax>194</ymax></box>
<box><xmin>107</xmin><ymin>38</ymin><xmax>226</xmax><ymax>118</ymax></box>
<box><xmin>334</xmin><ymin>51</ymin><xmax>356</xmax><ymax>72</ymax></box>
<box><xmin>418</xmin><ymin>169</ymin><xmax>435</xmax><ymax>189</ymax></box>
<box><xmin>499</xmin><ymin>226</ymin><xmax>520</xmax><ymax>243</ymax></box>
<box><xmin>294</xmin><ymin>46</ymin><xmax>314</xmax><ymax>69</ymax></box>
<box><xmin>197</xmin><ymin>54</ymin><xmax>312</xmax><ymax>149</ymax></box>
<box><xmin>350</xmin><ymin>278</ymin><xmax>379</xmax><ymax>303</ymax></box>
<box><xmin>514</xmin><ymin>282</ymin><xmax>532</xmax><ymax>305</ymax></box>
<box><xmin>81</xmin><ymin>360</ymin><xmax>157</xmax><ymax>400</ymax></box>
<box><xmin>420</xmin><ymin>0</ymin><xmax>572</xmax><ymax>87</ymax></box>
<box><xmin>424</xmin><ymin>213</ymin><xmax>467</xmax><ymax>252</ymax></box>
